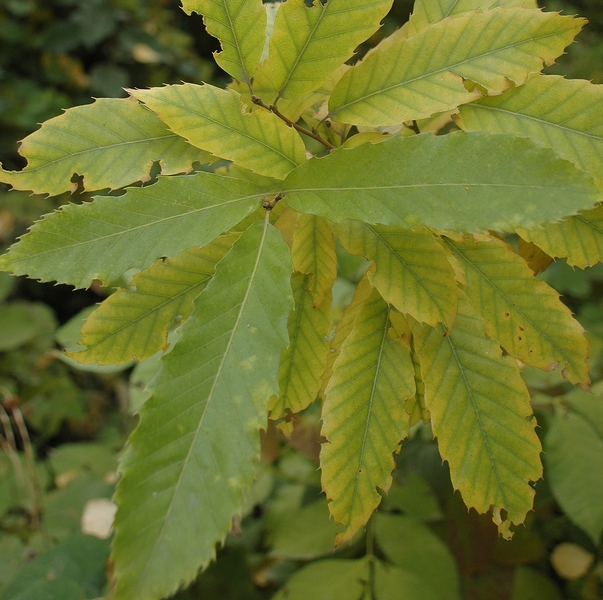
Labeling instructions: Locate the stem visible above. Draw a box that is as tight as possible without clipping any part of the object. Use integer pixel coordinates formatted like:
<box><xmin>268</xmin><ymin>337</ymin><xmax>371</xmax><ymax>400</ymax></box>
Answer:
<box><xmin>251</xmin><ymin>95</ymin><xmax>335</xmax><ymax>150</ymax></box>
<box><xmin>408</xmin><ymin>120</ymin><xmax>421</xmax><ymax>135</ymax></box>
<box><xmin>262</xmin><ymin>193</ymin><xmax>283</xmax><ymax>211</ymax></box>
<box><xmin>364</xmin><ymin>513</ymin><xmax>376</xmax><ymax>600</ymax></box>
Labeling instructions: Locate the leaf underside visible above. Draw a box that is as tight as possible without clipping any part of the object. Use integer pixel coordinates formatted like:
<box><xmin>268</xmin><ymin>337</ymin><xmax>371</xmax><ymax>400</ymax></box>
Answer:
<box><xmin>0</xmin><ymin>98</ymin><xmax>210</xmax><ymax>196</ymax></box>
<box><xmin>411</xmin><ymin>293</ymin><xmax>542</xmax><ymax>538</ymax></box>
<box><xmin>322</xmin><ymin>288</ymin><xmax>415</xmax><ymax>544</ymax></box>
<box><xmin>112</xmin><ymin>219</ymin><xmax>293</xmax><ymax>600</ymax></box>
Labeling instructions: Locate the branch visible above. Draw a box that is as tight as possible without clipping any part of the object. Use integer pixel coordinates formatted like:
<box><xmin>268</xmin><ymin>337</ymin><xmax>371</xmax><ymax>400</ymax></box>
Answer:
<box><xmin>251</xmin><ymin>96</ymin><xmax>335</xmax><ymax>150</ymax></box>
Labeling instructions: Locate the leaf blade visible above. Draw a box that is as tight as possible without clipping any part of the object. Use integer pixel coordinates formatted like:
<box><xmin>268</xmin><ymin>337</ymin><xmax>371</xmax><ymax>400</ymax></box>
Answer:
<box><xmin>112</xmin><ymin>219</ymin><xmax>293</xmax><ymax>600</ymax></box>
<box><xmin>181</xmin><ymin>0</ymin><xmax>266</xmax><ymax>83</ymax></box>
<box><xmin>329</xmin><ymin>9</ymin><xmax>584</xmax><ymax>126</ymax></box>
<box><xmin>282</xmin><ymin>132</ymin><xmax>599</xmax><ymax>233</ymax></box>
<box><xmin>0</xmin><ymin>172</ymin><xmax>267</xmax><ymax>288</ymax></box>
<box><xmin>0</xmin><ymin>98</ymin><xmax>210</xmax><ymax>197</ymax></box>
<box><xmin>268</xmin><ymin>0</ymin><xmax>393</xmax><ymax>100</ymax></box>
<box><xmin>321</xmin><ymin>288</ymin><xmax>415</xmax><ymax>544</ymax></box>
<box><xmin>130</xmin><ymin>84</ymin><xmax>306</xmax><ymax>180</ymax></box>
<box><xmin>411</xmin><ymin>293</ymin><xmax>542</xmax><ymax>537</ymax></box>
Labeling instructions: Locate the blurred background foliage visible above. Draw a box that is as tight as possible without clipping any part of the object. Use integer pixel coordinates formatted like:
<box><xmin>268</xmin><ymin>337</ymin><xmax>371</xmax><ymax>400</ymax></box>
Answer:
<box><xmin>0</xmin><ymin>1</ymin><xmax>603</xmax><ymax>599</ymax></box>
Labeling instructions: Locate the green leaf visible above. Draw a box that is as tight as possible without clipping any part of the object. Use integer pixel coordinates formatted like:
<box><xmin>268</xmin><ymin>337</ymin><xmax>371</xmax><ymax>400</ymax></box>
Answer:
<box><xmin>270</xmin><ymin>272</ymin><xmax>332</xmax><ymax>423</ymax></box>
<box><xmin>375</xmin><ymin>513</ymin><xmax>461</xmax><ymax>600</ymax></box>
<box><xmin>181</xmin><ymin>0</ymin><xmax>266</xmax><ymax>84</ymax></box>
<box><xmin>511</xmin><ymin>567</ymin><xmax>563</xmax><ymax>600</ymax></box>
<box><xmin>411</xmin><ymin>293</ymin><xmax>542</xmax><ymax>538</ymax></box>
<box><xmin>374</xmin><ymin>561</ymin><xmax>439</xmax><ymax>600</ymax></box>
<box><xmin>0</xmin><ymin>98</ymin><xmax>210</xmax><ymax>197</ymax></box>
<box><xmin>272</xmin><ymin>559</ymin><xmax>368</xmax><ymax>600</ymax></box>
<box><xmin>321</xmin><ymin>288</ymin><xmax>415</xmax><ymax>544</ymax></box>
<box><xmin>407</xmin><ymin>0</ymin><xmax>538</xmax><ymax>37</ymax></box>
<box><xmin>332</xmin><ymin>222</ymin><xmax>458</xmax><ymax>327</ymax></box>
<box><xmin>291</xmin><ymin>214</ymin><xmax>337</xmax><ymax>307</ymax></box>
<box><xmin>130</xmin><ymin>84</ymin><xmax>306</xmax><ymax>180</ymax></box>
<box><xmin>445</xmin><ymin>235</ymin><xmax>589</xmax><ymax>386</ymax></box>
<box><xmin>0</xmin><ymin>302</ymin><xmax>57</xmax><ymax>352</ymax></box>
<box><xmin>545</xmin><ymin>407</ymin><xmax>603</xmax><ymax>544</ymax></box>
<box><xmin>328</xmin><ymin>9</ymin><xmax>583</xmax><ymax>126</ymax></box>
<box><xmin>112</xmin><ymin>218</ymin><xmax>293</xmax><ymax>600</ymax></box>
<box><xmin>518</xmin><ymin>204</ymin><xmax>603</xmax><ymax>269</ymax></box>
<box><xmin>457</xmin><ymin>76</ymin><xmax>603</xmax><ymax>187</ymax></box>
<box><xmin>0</xmin><ymin>172</ymin><xmax>267</xmax><ymax>288</ymax></box>
<box><xmin>267</xmin><ymin>0</ymin><xmax>393</xmax><ymax>100</ymax></box>
<box><xmin>69</xmin><ymin>234</ymin><xmax>238</xmax><ymax>365</ymax></box>
<box><xmin>282</xmin><ymin>132</ymin><xmax>599</xmax><ymax>233</ymax></box>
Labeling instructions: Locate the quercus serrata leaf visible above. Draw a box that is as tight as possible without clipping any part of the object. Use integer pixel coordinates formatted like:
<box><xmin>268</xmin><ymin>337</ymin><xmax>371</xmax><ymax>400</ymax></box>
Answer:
<box><xmin>283</xmin><ymin>132</ymin><xmax>599</xmax><ymax>233</ymax></box>
<box><xmin>180</xmin><ymin>0</ymin><xmax>266</xmax><ymax>84</ymax></box>
<box><xmin>0</xmin><ymin>172</ymin><xmax>268</xmax><ymax>288</ymax></box>
<box><xmin>329</xmin><ymin>8</ymin><xmax>583</xmax><ymax>126</ymax></box>
<box><xmin>112</xmin><ymin>217</ymin><xmax>293</xmax><ymax>600</ymax></box>
<box><xmin>332</xmin><ymin>222</ymin><xmax>457</xmax><ymax>327</ymax></box>
<box><xmin>130</xmin><ymin>84</ymin><xmax>306</xmax><ymax>180</ymax></box>
<box><xmin>321</xmin><ymin>288</ymin><xmax>415</xmax><ymax>544</ymax></box>
<box><xmin>270</xmin><ymin>272</ymin><xmax>332</xmax><ymax>426</ymax></box>
<box><xmin>69</xmin><ymin>234</ymin><xmax>238</xmax><ymax>365</ymax></box>
<box><xmin>445</xmin><ymin>235</ymin><xmax>589</xmax><ymax>386</ymax></box>
<box><xmin>0</xmin><ymin>98</ymin><xmax>211</xmax><ymax>197</ymax></box>
<box><xmin>411</xmin><ymin>293</ymin><xmax>543</xmax><ymax>538</ymax></box>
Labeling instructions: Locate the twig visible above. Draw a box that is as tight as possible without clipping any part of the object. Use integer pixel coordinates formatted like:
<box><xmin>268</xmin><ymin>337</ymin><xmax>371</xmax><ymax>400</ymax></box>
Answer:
<box><xmin>262</xmin><ymin>193</ymin><xmax>283</xmax><ymax>211</ymax></box>
<box><xmin>408</xmin><ymin>120</ymin><xmax>421</xmax><ymax>135</ymax></box>
<box><xmin>251</xmin><ymin>95</ymin><xmax>335</xmax><ymax>150</ymax></box>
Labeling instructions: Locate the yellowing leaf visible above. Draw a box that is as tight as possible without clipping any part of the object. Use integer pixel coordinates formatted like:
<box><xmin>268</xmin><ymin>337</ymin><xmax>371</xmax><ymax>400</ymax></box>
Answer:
<box><xmin>181</xmin><ymin>0</ymin><xmax>266</xmax><ymax>84</ymax></box>
<box><xmin>270</xmin><ymin>272</ymin><xmax>332</xmax><ymax>423</ymax></box>
<box><xmin>329</xmin><ymin>9</ymin><xmax>584</xmax><ymax>126</ymax></box>
<box><xmin>519</xmin><ymin>205</ymin><xmax>603</xmax><ymax>269</ymax></box>
<box><xmin>69</xmin><ymin>234</ymin><xmax>238</xmax><ymax>365</ymax></box>
<box><xmin>332</xmin><ymin>222</ymin><xmax>457</xmax><ymax>327</ymax></box>
<box><xmin>268</xmin><ymin>0</ymin><xmax>393</xmax><ymax>100</ymax></box>
<box><xmin>411</xmin><ymin>293</ymin><xmax>542</xmax><ymax>538</ymax></box>
<box><xmin>445</xmin><ymin>236</ymin><xmax>589</xmax><ymax>386</ymax></box>
<box><xmin>0</xmin><ymin>172</ymin><xmax>266</xmax><ymax>288</ymax></box>
<box><xmin>457</xmin><ymin>75</ymin><xmax>603</xmax><ymax>187</ymax></box>
<box><xmin>407</xmin><ymin>0</ymin><xmax>538</xmax><ymax>37</ymax></box>
<box><xmin>112</xmin><ymin>219</ymin><xmax>293</xmax><ymax>600</ymax></box>
<box><xmin>130</xmin><ymin>84</ymin><xmax>306</xmax><ymax>180</ymax></box>
<box><xmin>321</xmin><ymin>288</ymin><xmax>415</xmax><ymax>544</ymax></box>
<box><xmin>0</xmin><ymin>98</ymin><xmax>210</xmax><ymax>197</ymax></box>
<box><xmin>291</xmin><ymin>214</ymin><xmax>337</xmax><ymax>308</ymax></box>
<box><xmin>282</xmin><ymin>132</ymin><xmax>599</xmax><ymax>234</ymax></box>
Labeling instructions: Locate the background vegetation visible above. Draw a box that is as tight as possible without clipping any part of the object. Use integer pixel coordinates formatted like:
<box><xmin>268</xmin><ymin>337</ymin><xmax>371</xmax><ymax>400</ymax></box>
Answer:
<box><xmin>0</xmin><ymin>1</ymin><xmax>602</xmax><ymax>599</ymax></box>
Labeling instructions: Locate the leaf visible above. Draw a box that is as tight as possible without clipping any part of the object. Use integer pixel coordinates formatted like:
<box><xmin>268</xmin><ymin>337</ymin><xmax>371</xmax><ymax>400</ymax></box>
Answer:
<box><xmin>319</xmin><ymin>270</ymin><xmax>374</xmax><ymax>400</ymax></box>
<box><xmin>375</xmin><ymin>513</ymin><xmax>461</xmax><ymax>600</ymax></box>
<box><xmin>445</xmin><ymin>235</ymin><xmax>589</xmax><ymax>386</ymax></box>
<box><xmin>69</xmin><ymin>234</ymin><xmax>238</xmax><ymax>365</ymax></box>
<box><xmin>374</xmin><ymin>561</ymin><xmax>439</xmax><ymax>600</ymax></box>
<box><xmin>332</xmin><ymin>222</ymin><xmax>458</xmax><ymax>327</ymax></box>
<box><xmin>328</xmin><ymin>9</ymin><xmax>584</xmax><ymax>126</ymax></box>
<box><xmin>112</xmin><ymin>219</ymin><xmax>293</xmax><ymax>600</ymax></box>
<box><xmin>0</xmin><ymin>171</ymin><xmax>268</xmax><ymax>288</ymax></box>
<box><xmin>406</xmin><ymin>335</ymin><xmax>430</xmax><ymax>426</ymax></box>
<box><xmin>407</xmin><ymin>0</ymin><xmax>538</xmax><ymax>37</ymax></box>
<box><xmin>291</xmin><ymin>213</ymin><xmax>337</xmax><ymax>307</ymax></box>
<box><xmin>321</xmin><ymin>288</ymin><xmax>415</xmax><ymax>544</ymax></box>
<box><xmin>411</xmin><ymin>293</ymin><xmax>542</xmax><ymax>538</ymax></box>
<box><xmin>519</xmin><ymin>204</ymin><xmax>603</xmax><ymax>269</ymax></box>
<box><xmin>282</xmin><ymin>132</ymin><xmax>599</xmax><ymax>233</ymax></box>
<box><xmin>457</xmin><ymin>76</ymin><xmax>603</xmax><ymax>187</ymax></box>
<box><xmin>130</xmin><ymin>84</ymin><xmax>306</xmax><ymax>180</ymax></box>
<box><xmin>269</xmin><ymin>272</ymin><xmax>332</xmax><ymax>422</ymax></box>
<box><xmin>0</xmin><ymin>98</ymin><xmax>211</xmax><ymax>197</ymax></box>
<box><xmin>181</xmin><ymin>0</ymin><xmax>266</xmax><ymax>84</ymax></box>
<box><xmin>545</xmin><ymin>407</ymin><xmax>603</xmax><ymax>544</ymax></box>
<box><xmin>267</xmin><ymin>0</ymin><xmax>393</xmax><ymax>100</ymax></box>
<box><xmin>272</xmin><ymin>559</ymin><xmax>368</xmax><ymax>600</ymax></box>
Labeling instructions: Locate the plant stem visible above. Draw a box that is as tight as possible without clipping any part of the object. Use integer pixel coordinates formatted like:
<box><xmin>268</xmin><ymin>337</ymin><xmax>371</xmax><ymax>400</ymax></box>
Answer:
<box><xmin>262</xmin><ymin>192</ymin><xmax>283</xmax><ymax>210</ymax></box>
<box><xmin>408</xmin><ymin>120</ymin><xmax>421</xmax><ymax>135</ymax></box>
<box><xmin>251</xmin><ymin>95</ymin><xmax>335</xmax><ymax>150</ymax></box>
<box><xmin>365</xmin><ymin>513</ymin><xmax>376</xmax><ymax>600</ymax></box>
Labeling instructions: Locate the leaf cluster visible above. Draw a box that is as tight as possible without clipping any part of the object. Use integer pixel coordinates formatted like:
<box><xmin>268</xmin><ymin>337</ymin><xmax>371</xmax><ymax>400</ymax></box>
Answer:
<box><xmin>1</xmin><ymin>1</ymin><xmax>602</xmax><ymax>598</ymax></box>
